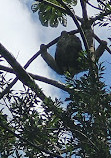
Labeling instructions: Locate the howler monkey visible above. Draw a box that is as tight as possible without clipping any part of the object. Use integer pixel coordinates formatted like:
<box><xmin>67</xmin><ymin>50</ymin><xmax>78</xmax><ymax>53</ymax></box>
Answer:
<box><xmin>40</xmin><ymin>31</ymin><xmax>106</xmax><ymax>77</ymax></box>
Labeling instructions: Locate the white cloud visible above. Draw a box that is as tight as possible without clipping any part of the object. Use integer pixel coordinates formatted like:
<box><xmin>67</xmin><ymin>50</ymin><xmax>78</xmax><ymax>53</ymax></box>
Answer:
<box><xmin>0</xmin><ymin>0</ymin><xmax>40</xmax><ymax>63</ymax></box>
<box><xmin>0</xmin><ymin>0</ymin><xmax>110</xmax><ymax>100</ymax></box>
<box><xmin>0</xmin><ymin>0</ymin><xmax>61</xmax><ymax>99</ymax></box>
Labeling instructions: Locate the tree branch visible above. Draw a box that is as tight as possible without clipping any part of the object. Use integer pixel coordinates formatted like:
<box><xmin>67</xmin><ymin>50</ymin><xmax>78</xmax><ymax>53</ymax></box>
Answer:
<box><xmin>93</xmin><ymin>33</ymin><xmax>111</xmax><ymax>54</ymax></box>
<box><xmin>0</xmin><ymin>65</ymin><xmax>77</xmax><ymax>94</ymax></box>
<box><xmin>0</xmin><ymin>43</ymin><xmax>46</xmax><ymax>101</ymax></box>
<box><xmin>0</xmin><ymin>37</ymin><xmax>59</xmax><ymax>98</ymax></box>
<box><xmin>80</xmin><ymin>0</ymin><xmax>88</xmax><ymax>21</ymax></box>
<box><xmin>0</xmin><ymin>30</ymin><xmax>80</xmax><ymax>98</ymax></box>
<box><xmin>86</xmin><ymin>0</ymin><xmax>103</xmax><ymax>11</ymax></box>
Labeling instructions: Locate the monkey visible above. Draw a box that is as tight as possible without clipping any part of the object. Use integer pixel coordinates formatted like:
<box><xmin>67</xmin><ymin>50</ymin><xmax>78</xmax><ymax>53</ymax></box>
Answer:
<box><xmin>40</xmin><ymin>31</ymin><xmax>107</xmax><ymax>77</ymax></box>
<box><xmin>40</xmin><ymin>31</ymin><xmax>85</xmax><ymax>76</ymax></box>
<box><xmin>55</xmin><ymin>31</ymin><xmax>83</xmax><ymax>76</ymax></box>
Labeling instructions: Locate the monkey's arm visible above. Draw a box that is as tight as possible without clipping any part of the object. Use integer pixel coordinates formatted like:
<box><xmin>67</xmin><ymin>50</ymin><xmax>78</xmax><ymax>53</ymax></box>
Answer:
<box><xmin>95</xmin><ymin>40</ymin><xmax>107</xmax><ymax>61</ymax></box>
<box><xmin>40</xmin><ymin>44</ymin><xmax>63</xmax><ymax>75</ymax></box>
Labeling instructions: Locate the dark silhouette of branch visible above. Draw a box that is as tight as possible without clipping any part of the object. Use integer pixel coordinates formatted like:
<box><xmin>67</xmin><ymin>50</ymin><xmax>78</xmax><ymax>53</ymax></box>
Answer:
<box><xmin>0</xmin><ymin>38</ymin><xmax>60</xmax><ymax>98</ymax></box>
<box><xmin>86</xmin><ymin>1</ymin><xmax>103</xmax><ymax>11</ymax></box>
<box><xmin>0</xmin><ymin>30</ymin><xmax>80</xmax><ymax>98</ymax></box>
<box><xmin>80</xmin><ymin>0</ymin><xmax>88</xmax><ymax>21</ymax></box>
<box><xmin>91</xmin><ymin>10</ymin><xmax>111</xmax><ymax>23</ymax></box>
<box><xmin>0</xmin><ymin>65</ymin><xmax>74</xmax><ymax>93</ymax></box>
<box><xmin>0</xmin><ymin>65</ymin><xmax>14</xmax><ymax>73</ymax></box>
<box><xmin>0</xmin><ymin>120</ymin><xmax>63</xmax><ymax>158</ymax></box>
<box><xmin>0</xmin><ymin>43</ymin><xmax>46</xmax><ymax>101</ymax></box>
<box><xmin>93</xmin><ymin>33</ymin><xmax>111</xmax><ymax>54</ymax></box>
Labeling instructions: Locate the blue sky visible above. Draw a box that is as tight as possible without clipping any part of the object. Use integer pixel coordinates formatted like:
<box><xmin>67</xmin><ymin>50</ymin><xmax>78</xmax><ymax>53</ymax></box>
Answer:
<box><xmin>0</xmin><ymin>0</ymin><xmax>111</xmax><ymax>116</ymax></box>
<box><xmin>0</xmin><ymin>0</ymin><xmax>111</xmax><ymax>157</ymax></box>
<box><xmin>0</xmin><ymin>0</ymin><xmax>63</xmax><ymax>99</ymax></box>
<box><xmin>0</xmin><ymin>0</ymin><xmax>111</xmax><ymax>99</ymax></box>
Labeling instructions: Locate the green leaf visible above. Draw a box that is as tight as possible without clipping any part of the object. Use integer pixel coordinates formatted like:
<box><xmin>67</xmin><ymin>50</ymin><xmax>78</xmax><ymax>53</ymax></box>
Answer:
<box><xmin>31</xmin><ymin>0</ymin><xmax>77</xmax><ymax>27</ymax></box>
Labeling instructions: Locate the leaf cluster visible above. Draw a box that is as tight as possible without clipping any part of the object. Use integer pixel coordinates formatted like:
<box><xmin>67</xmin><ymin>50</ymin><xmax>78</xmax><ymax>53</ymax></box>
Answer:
<box><xmin>0</xmin><ymin>0</ymin><xmax>111</xmax><ymax>157</ymax></box>
<box><xmin>65</xmin><ymin>63</ymin><xmax>111</xmax><ymax>157</ymax></box>
<box><xmin>0</xmin><ymin>111</ymin><xmax>16</xmax><ymax>158</ymax></box>
<box><xmin>96</xmin><ymin>0</ymin><xmax>111</xmax><ymax>27</ymax></box>
<box><xmin>31</xmin><ymin>0</ymin><xmax>77</xmax><ymax>27</ymax></box>
<box><xmin>1</xmin><ymin>62</ymin><xmax>111</xmax><ymax>157</ymax></box>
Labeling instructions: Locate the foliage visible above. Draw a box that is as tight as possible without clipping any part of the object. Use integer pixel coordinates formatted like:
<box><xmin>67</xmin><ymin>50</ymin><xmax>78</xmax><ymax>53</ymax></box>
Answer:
<box><xmin>65</xmin><ymin>63</ymin><xmax>111</xmax><ymax>157</ymax></box>
<box><xmin>0</xmin><ymin>111</ymin><xmax>15</xmax><ymax>157</ymax></box>
<box><xmin>0</xmin><ymin>0</ymin><xmax>111</xmax><ymax>158</ymax></box>
<box><xmin>1</xmin><ymin>63</ymin><xmax>111</xmax><ymax>157</ymax></box>
<box><xmin>31</xmin><ymin>0</ymin><xmax>77</xmax><ymax>27</ymax></box>
<box><xmin>95</xmin><ymin>0</ymin><xmax>111</xmax><ymax>27</ymax></box>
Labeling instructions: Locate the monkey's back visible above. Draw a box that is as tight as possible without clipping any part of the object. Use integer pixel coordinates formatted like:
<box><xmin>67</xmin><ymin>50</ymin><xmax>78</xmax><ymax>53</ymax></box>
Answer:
<box><xmin>55</xmin><ymin>33</ymin><xmax>82</xmax><ymax>75</ymax></box>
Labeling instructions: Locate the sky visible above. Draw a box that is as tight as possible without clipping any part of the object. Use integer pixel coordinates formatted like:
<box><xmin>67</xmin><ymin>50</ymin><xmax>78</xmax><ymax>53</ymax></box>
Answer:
<box><xmin>0</xmin><ymin>0</ymin><xmax>83</xmax><ymax>101</ymax></box>
<box><xmin>0</xmin><ymin>0</ymin><xmax>64</xmax><ymax>99</ymax></box>
<box><xmin>0</xmin><ymin>0</ymin><xmax>111</xmax><ymax>107</ymax></box>
<box><xmin>0</xmin><ymin>0</ymin><xmax>111</xmax><ymax>157</ymax></box>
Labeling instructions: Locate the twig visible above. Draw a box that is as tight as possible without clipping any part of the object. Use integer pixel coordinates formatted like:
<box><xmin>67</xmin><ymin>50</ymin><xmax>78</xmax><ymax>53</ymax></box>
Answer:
<box><xmin>86</xmin><ymin>0</ymin><xmax>103</xmax><ymax>11</ymax></box>
<box><xmin>91</xmin><ymin>10</ymin><xmax>111</xmax><ymax>23</ymax></box>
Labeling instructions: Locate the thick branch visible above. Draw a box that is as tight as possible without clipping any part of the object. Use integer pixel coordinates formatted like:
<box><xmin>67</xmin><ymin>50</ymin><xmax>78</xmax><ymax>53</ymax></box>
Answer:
<box><xmin>80</xmin><ymin>0</ymin><xmax>88</xmax><ymax>21</ymax></box>
<box><xmin>0</xmin><ymin>65</ymin><xmax>74</xmax><ymax>93</ymax></box>
<box><xmin>0</xmin><ymin>43</ymin><xmax>46</xmax><ymax>101</ymax></box>
<box><xmin>0</xmin><ymin>30</ymin><xmax>80</xmax><ymax>98</ymax></box>
<box><xmin>0</xmin><ymin>38</ymin><xmax>59</xmax><ymax>98</ymax></box>
<box><xmin>0</xmin><ymin>38</ymin><xmax>60</xmax><ymax>99</ymax></box>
